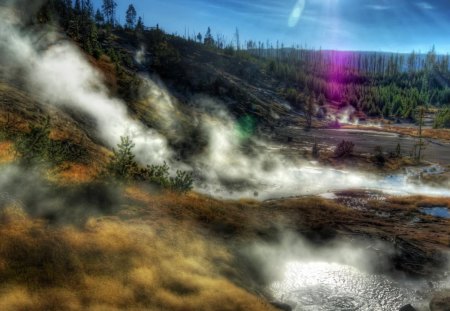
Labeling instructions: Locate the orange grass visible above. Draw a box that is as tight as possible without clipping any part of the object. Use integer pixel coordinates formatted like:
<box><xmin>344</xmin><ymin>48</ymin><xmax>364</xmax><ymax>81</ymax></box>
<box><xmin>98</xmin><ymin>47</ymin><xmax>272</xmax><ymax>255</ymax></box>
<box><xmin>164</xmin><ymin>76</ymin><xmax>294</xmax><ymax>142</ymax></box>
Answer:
<box><xmin>0</xmin><ymin>141</ymin><xmax>15</xmax><ymax>164</ymax></box>
<box><xmin>0</xmin><ymin>207</ymin><xmax>276</xmax><ymax>311</ymax></box>
<box><xmin>344</xmin><ymin>124</ymin><xmax>450</xmax><ymax>141</ymax></box>
<box><xmin>53</xmin><ymin>162</ymin><xmax>102</xmax><ymax>184</ymax></box>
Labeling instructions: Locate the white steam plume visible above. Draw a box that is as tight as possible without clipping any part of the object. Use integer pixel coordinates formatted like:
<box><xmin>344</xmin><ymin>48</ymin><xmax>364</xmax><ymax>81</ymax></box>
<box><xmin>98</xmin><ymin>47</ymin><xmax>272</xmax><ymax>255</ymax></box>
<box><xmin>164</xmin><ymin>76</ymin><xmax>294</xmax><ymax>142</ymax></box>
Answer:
<box><xmin>189</xmin><ymin>97</ymin><xmax>450</xmax><ymax>199</ymax></box>
<box><xmin>1</xmin><ymin>5</ymin><xmax>449</xmax><ymax>200</ymax></box>
<box><xmin>0</xmin><ymin>9</ymin><xmax>170</xmax><ymax>165</ymax></box>
<box><xmin>246</xmin><ymin>233</ymin><xmax>433</xmax><ymax>310</ymax></box>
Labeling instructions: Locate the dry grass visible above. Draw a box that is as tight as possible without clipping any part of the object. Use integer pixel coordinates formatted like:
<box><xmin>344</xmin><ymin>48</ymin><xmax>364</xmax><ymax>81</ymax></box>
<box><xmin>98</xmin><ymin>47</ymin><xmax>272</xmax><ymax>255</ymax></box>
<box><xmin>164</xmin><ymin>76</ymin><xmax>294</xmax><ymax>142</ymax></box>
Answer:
<box><xmin>0</xmin><ymin>207</ymin><xmax>276</xmax><ymax>311</ymax></box>
<box><xmin>1</xmin><ymin>179</ymin><xmax>449</xmax><ymax>305</ymax></box>
<box><xmin>362</xmin><ymin>195</ymin><xmax>450</xmax><ymax>254</ymax></box>
<box><xmin>387</xmin><ymin>196</ymin><xmax>450</xmax><ymax>208</ymax></box>
<box><xmin>124</xmin><ymin>187</ymin><xmax>359</xmax><ymax>244</ymax></box>
<box><xmin>0</xmin><ymin>83</ymin><xmax>48</xmax><ymax>133</ymax></box>
<box><xmin>124</xmin><ymin>187</ymin><xmax>267</xmax><ymax>237</ymax></box>
<box><xmin>344</xmin><ymin>124</ymin><xmax>450</xmax><ymax>141</ymax></box>
<box><xmin>0</xmin><ymin>81</ymin><xmax>110</xmax><ymax>174</ymax></box>
<box><xmin>0</xmin><ymin>141</ymin><xmax>15</xmax><ymax>164</ymax></box>
<box><xmin>87</xmin><ymin>54</ymin><xmax>118</xmax><ymax>93</ymax></box>
<box><xmin>264</xmin><ymin>196</ymin><xmax>355</xmax><ymax>231</ymax></box>
<box><xmin>52</xmin><ymin>162</ymin><xmax>104</xmax><ymax>184</ymax></box>
<box><xmin>381</xmin><ymin>157</ymin><xmax>416</xmax><ymax>171</ymax></box>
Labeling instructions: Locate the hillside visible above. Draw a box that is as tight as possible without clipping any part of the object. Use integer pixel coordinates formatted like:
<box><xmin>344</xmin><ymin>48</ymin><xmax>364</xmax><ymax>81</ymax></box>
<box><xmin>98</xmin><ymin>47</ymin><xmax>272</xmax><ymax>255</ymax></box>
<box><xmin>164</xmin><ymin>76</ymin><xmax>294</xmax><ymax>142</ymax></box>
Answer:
<box><xmin>1</xmin><ymin>1</ymin><xmax>450</xmax><ymax>311</ymax></box>
<box><xmin>100</xmin><ymin>29</ymin><xmax>297</xmax><ymax>131</ymax></box>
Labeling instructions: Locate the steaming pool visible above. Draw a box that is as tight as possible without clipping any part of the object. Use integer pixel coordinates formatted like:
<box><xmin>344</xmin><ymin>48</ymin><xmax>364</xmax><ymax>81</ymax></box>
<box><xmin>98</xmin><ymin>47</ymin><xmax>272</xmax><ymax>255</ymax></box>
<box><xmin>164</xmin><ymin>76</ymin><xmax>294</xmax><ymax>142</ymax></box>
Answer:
<box><xmin>270</xmin><ymin>261</ymin><xmax>439</xmax><ymax>311</ymax></box>
<box><xmin>199</xmin><ymin>165</ymin><xmax>450</xmax><ymax>201</ymax></box>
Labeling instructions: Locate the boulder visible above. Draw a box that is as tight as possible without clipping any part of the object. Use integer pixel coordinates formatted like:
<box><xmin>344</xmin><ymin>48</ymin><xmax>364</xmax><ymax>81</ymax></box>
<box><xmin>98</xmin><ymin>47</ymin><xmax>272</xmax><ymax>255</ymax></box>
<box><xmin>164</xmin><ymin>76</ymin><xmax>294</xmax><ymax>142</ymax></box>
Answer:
<box><xmin>430</xmin><ymin>292</ymin><xmax>450</xmax><ymax>311</ymax></box>
<box><xmin>270</xmin><ymin>301</ymin><xmax>292</xmax><ymax>311</ymax></box>
<box><xmin>399</xmin><ymin>304</ymin><xmax>416</xmax><ymax>311</ymax></box>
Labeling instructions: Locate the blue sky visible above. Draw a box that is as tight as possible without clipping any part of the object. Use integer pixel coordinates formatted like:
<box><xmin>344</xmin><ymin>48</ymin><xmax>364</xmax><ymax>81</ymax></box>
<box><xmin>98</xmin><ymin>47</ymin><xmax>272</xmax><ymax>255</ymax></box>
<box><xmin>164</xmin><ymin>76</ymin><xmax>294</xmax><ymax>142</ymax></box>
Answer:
<box><xmin>92</xmin><ymin>0</ymin><xmax>450</xmax><ymax>53</ymax></box>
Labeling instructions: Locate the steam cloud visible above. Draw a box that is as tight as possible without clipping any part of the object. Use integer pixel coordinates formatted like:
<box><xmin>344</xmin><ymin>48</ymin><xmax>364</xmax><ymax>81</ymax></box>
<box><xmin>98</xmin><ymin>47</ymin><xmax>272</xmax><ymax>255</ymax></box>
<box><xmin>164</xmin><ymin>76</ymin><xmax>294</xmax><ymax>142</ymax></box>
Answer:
<box><xmin>0</xmin><ymin>3</ymin><xmax>449</xmax><ymax>200</ymax></box>
<box><xmin>245</xmin><ymin>232</ymin><xmax>442</xmax><ymax>310</ymax></box>
<box><xmin>1</xmin><ymin>4</ymin><xmax>450</xmax><ymax>310</ymax></box>
<box><xmin>0</xmin><ymin>8</ymin><xmax>170</xmax><ymax>165</ymax></box>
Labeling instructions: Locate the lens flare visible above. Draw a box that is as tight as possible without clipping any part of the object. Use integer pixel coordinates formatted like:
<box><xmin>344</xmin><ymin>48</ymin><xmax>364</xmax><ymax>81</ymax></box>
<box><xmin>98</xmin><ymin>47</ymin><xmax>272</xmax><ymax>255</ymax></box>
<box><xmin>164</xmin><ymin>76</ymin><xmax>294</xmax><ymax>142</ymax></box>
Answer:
<box><xmin>288</xmin><ymin>0</ymin><xmax>306</xmax><ymax>27</ymax></box>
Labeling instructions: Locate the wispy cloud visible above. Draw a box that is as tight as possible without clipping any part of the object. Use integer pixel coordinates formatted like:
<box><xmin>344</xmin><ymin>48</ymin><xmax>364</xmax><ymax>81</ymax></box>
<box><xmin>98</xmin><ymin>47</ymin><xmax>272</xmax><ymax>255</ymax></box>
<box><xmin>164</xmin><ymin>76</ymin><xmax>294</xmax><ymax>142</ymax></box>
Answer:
<box><xmin>366</xmin><ymin>4</ymin><xmax>391</xmax><ymax>10</ymax></box>
<box><xmin>110</xmin><ymin>0</ymin><xmax>450</xmax><ymax>52</ymax></box>
<box><xmin>417</xmin><ymin>2</ymin><xmax>434</xmax><ymax>10</ymax></box>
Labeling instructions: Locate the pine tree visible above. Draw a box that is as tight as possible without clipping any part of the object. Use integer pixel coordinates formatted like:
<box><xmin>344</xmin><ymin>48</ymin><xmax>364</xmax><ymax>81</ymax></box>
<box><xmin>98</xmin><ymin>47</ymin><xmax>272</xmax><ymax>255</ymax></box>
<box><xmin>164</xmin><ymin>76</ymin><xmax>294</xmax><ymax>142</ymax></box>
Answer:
<box><xmin>125</xmin><ymin>4</ymin><xmax>137</xmax><ymax>29</ymax></box>
<box><xmin>396</xmin><ymin>143</ymin><xmax>402</xmax><ymax>158</ymax></box>
<box><xmin>204</xmin><ymin>27</ymin><xmax>214</xmax><ymax>46</ymax></box>
<box><xmin>305</xmin><ymin>95</ymin><xmax>314</xmax><ymax>129</ymax></box>
<box><xmin>107</xmin><ymin>136</ymin><xmax>139</xmax><ymax>180</ymax></box>
<box><xmin>414</xmin><ymin>106</ymin><xmax>426</xmax><ymax>162</ymax></box>
<box><xmin>135</xmin><ymin>16</ymin><xmax>144</xmax><ymax>33</ymax></box>
<box><xmin>234</xmin><ymin>27</ymin><xmax>240</xmax><ymax>51</ymax></box>
<box><xmin>83</xmin><ymin>0</ymin><xmax>94</xmax><ymax>18</ymax></box>
<box><xmin>68</xmin><ymin>0</ymin><xmax>82</xmax><ymax>39</ymax></box>
<box><xmin>312</xmin><ymin>139</ymin><xmax>319</xmax><ymax>158</ymax></box>
<box><xmin>74</xmin><ymin>0</ymin><xmax>81</xmax><ymax>14</ymax></box>
<box><xmin>95</xmin><ymin>9</ymin><xmax>104</xmax><ymax>25</ymax></box>
<box><xmin>102</xmin><ymin>0</ymin><xmax>117</xmax><ymax>26</ymax></box>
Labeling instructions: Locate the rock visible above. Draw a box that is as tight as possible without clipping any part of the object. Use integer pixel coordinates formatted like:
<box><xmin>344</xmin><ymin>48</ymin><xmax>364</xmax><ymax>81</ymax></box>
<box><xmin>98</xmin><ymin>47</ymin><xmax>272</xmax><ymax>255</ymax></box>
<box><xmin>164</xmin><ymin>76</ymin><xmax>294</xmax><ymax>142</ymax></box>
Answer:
<box><xmin>270</xmin><ymin>301</ymin><xmax>292</xmax><ymax>311</ymax></box>
<box><xmin>399</xmin><ymin>304</ymin><xmax>416</xmax><ymax>311</ymax></box>
<box><xmin>430</xmin><ymin>291</ymin><xmax>450</xmax><ymax>311</ymax></box>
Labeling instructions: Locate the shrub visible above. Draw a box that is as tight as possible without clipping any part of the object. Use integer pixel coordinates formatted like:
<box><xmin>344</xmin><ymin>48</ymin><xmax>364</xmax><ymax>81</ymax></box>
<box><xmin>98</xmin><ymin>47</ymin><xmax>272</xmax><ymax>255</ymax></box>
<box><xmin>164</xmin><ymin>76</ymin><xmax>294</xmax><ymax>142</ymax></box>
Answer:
<box><xmin>224</xmin><ymin>45</ymin><xmax>235</xmax><ymax>56</ymax></box>
<box><xmin>373</xmin><ymin>146</ymin><xmax>386</xmax><ymax>167</ymax></box>
<box><xmin>389</xmin><ymin>143</ymin><xmax>402</xmax><ymax>159</ymax></box>
<box><xmin>14</xmin><ymin>118</ymin><xmax>87</xmax><ymax>166</ymax></box>
<box><xmin>107</xmin><ymin>136</ymin><xmax>193</xmax><ymax>193</ymax></box>
<box><xmin>333</xmin><ymin>140</ymin><xmax>354</xmax><ymax>158</ymax></box>
<box><xmin>434</xmin><ymin>107</ymin><xmax>450</xmax><ymax>129</ymax></box>
<box><xmin>107</xmin><ymin>136</ymin><xmax>139</xmax><ymax>180</ymax></box>
<box><xmin>170</xmin><ymin>170</ymin><xmax>194</xmax><ymax>193</ymax></box>
<box><xmin>284</xmin><ymin>88</ymin><xmax>298</xmax><ymax>104</ymax></box>
<box><xmin>152</xmin><ymin>41</ymin><xmax>181</xmax><ymax>68</ymax></box>
<box><xmin>15</xmin><ymin>119</ymin><xmax>51</xmax><ymax>165</ymax></box>
<box><xmin>312</xmin><ymin>141</ymin><xmax>320</xmax><ymax>159</ymax></box>
<box><xmin>138</xmin><ymin>163</ymin><xmax>193</xmax><ymax>193</ymax></box>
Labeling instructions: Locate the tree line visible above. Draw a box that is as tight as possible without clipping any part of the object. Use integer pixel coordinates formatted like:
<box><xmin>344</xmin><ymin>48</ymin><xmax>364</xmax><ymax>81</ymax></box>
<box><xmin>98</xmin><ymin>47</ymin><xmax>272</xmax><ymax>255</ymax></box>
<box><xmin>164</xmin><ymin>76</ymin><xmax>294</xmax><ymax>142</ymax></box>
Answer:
<box><xmin>36</xmin><ymin>0</ymin><xmax>450</xmax><ymax>128</ymax></box>
<box><xmin>259</xmin><ymin>45</ymin><xmax>450</xmax><ymax>124</ymax></box>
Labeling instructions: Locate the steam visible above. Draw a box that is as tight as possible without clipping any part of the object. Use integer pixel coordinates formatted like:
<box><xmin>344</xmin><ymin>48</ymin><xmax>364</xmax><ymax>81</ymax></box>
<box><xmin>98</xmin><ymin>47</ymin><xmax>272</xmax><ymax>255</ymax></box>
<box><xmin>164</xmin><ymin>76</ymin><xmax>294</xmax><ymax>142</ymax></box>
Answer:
<box><xmin>135</xmin><ymin>46</ymin><xmax>146</xmax><ymax>65</ymax></box>
<box><xmin>337</xmin><ymin>105</ymin><xmax>357</xmax><ymax>124</ymax></box>
<box><xmin>246</xmin><ymin>233</ymin><xmax>436</xmax><ymax>310</ymax></box>
<box><xmin>0</xmin><ymin>4</ymin><xmax>449</xmax><ymax>201</ymax></box>
<box><xmin>2</xmin><ymin>5</ymin><xmax>450</xmax><ymax>311</ymax></box>
<box><xmin>139</xmin><ymin>76</ymin><xmax>181</xmax><ymax>134</ymax></box>
<box><xmin>189</xmin><ymin>96</ymin><xmax>450</xmax><ymax>199</ymax></box>
<box><xmin>0</xmin><ymin>9</ymin><xmax>170</xmax><ymax>165</ymax></box>
<box><xmin>0</xmin><ymin>165</ymin><xmax>121</xmax><ymax>223</ymax></box>
<box><xmin>247</xmin><ymin>232</ymin><xmax>393</xmax><ymax>276</ymax></box>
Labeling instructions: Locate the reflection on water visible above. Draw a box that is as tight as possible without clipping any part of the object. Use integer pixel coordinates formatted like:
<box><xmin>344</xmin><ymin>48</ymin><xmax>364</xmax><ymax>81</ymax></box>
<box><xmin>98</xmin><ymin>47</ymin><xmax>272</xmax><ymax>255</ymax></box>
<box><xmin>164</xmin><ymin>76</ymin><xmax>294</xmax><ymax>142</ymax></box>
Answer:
<box><xmin>421</xmin><ymin>207</ymin><xmax>450</xmax><ymax>219</ymax></box>
<box><xmin>271</xmin><ymin>262</ymin><xmax>430</xmax><ymax>311</ymax></box>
